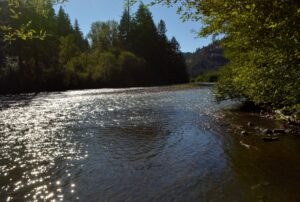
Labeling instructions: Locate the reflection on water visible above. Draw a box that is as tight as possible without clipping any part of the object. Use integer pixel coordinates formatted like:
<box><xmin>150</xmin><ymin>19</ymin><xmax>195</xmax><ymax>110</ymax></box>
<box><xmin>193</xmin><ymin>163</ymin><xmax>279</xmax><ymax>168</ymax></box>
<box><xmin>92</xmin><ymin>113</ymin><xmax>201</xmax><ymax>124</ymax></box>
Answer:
<box><xmin>0</xmin><ymin>87</ymin><xmax>300</xmax><ymax>201</ymax></box>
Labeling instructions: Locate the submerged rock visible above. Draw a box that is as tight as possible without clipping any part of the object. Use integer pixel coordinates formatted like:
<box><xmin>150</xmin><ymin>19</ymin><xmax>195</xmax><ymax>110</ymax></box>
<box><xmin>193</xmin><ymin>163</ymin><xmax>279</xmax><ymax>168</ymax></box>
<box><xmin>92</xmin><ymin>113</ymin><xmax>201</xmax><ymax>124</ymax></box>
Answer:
<box><xmin>254</xmin><ymin>126</ymin><xmax>261</xmax><ymax>130</ymax></box>
<box><xmin>273</xmin><ymin>129</ymin><xmax>285</xmax><ymax>134</ymax></box>
<box><xmin>284</xmin><ymin>129</ymin><xmax>292</xmax><ymax>134</ymax></box>
<box><xmin>247</xmin><ymin>122</ymin><xmax>254</xmax><ymax>126</ymax></box>
<box><xmin>241</xmin><ymin>130</ymin><xmax>249</xmax><ymax>135</ymax></box>
<box><xmin>261</xmin><ymin>137</ymin><xmax>279</xmax><ymax>142</ymax></box>
<box><xmin>288</xmin><ymin>117</ymin><xmax>300</xmax><ymax>125</ymax></box>
<box><xmin>261</xmin><ymin>128</ymin><xmax>272</xmax><ymax>135</ymax></box>
<box><xmin>262</xmin><ymin>182</ymin><xmax>270</xmax><ymax>186</ymax></box>
<box><xmin>251</xmin><ymin>182</ymin><xmax>270</xmax><ymax>190</ymax></box>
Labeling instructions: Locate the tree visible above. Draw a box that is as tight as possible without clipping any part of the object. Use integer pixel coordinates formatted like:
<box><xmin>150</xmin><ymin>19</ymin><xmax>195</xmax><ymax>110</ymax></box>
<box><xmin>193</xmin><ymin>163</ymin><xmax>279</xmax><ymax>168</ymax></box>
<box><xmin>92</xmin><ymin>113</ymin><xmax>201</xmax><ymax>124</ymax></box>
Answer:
<box><xmin>56</xmin><ymin>6</ymin><xmax>73</xmax><ymax>36</ymax></box>
<box><xmin>0</xmin><ymin>4</ymin><xmax>7</xmax><ymax>69</ymax></box>
<box><xmin>125</xmin><ymin>4</ymin><xmax>188</xmax><ymax>85</ymax></box>
<box><xmin>88</xmin><ymin>51</ymin><xmax>120</xmax><ymax>85</ymax></box>
<box><xmin>130</xmin><ymin>4</ymin><xmax>160</xmax><ymax>82</ymax></box>
<box><xmin>0</xmin><ymin>0</ymin><xmax>66</xmax><ymax>41</ymax></box>
<box><xmin>157</xmin><ymin>20</ymin><xmax>167</xmax><ymax>37</ymax></box>
<box><xmin>164</xmin><ymin>37</ymin><xmax>188</xmax><ymax>83</ymax></box>
<box><xmin>118</xmin><ymin>9</ymin><xmax>133</xmax><ymax>50</ymax></box>
<box><xmin>59</xmin><ymin>34</ymin><xmax>80</xmax><ymax>65</ymax></box>
<box><xmin>4</xmin><ymin>0</ymin><xmax>62</xmax><ymax>91</ymax></box>
<box><xmin>118</xmin><ymin>51</ymin><xmax>147</xmax><ymax>86</ymax></box>
<box><xmin>88</xmin><ymin>21</ymin><xmax>119</xmax><ymax>52</ymax></box>
<box><xmin>63</xmin><ymin>52</ymin><xmax>89</xmax><ymax>88</ymax></box>
<box><xmin>132</xmin><ymin>3</ymin><xmax>158</xmax><ymax>56</ymax></box>
<box><xmin>73</xmin><ymin>19</ymin><xmax>89</xmax><ymax>51</ymax></box>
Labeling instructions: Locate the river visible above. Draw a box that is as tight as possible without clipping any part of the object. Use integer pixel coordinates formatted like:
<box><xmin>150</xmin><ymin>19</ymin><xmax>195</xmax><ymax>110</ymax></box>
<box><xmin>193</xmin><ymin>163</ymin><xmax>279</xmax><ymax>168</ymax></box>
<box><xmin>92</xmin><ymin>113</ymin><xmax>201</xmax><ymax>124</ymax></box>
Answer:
<box><xmin>0</xmin><ymin>86</ymin><xmax>300</xmax><ymax>202</ymax></box>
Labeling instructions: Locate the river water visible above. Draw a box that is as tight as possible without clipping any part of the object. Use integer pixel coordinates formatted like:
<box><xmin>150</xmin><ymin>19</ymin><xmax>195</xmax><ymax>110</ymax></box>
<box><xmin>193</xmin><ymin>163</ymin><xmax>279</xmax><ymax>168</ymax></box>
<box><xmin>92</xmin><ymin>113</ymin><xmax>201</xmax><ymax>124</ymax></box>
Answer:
<box><xmin>0</xmin><ymin>86</ymin><xmax>300</xmax><ymax>202</ymax></box>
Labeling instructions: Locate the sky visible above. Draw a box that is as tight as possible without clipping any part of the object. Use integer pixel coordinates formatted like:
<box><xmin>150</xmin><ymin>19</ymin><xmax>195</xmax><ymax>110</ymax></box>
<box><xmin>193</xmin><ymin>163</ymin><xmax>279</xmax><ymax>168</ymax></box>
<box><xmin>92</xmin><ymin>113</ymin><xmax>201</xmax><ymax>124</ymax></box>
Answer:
<box><xmin>54</xmin><ymin>0</ymin><xmax>212</xmax><ymax>53</ymax></box>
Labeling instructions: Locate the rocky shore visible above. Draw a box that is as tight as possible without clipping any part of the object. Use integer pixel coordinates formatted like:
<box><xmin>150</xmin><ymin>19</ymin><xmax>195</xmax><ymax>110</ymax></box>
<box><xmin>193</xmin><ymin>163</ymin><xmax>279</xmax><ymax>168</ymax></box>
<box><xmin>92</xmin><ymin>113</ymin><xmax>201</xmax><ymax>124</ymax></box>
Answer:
<box><xmin>219</xmin><ymin>104</ymin><xmax>300</xmax><ymax>149</ymax></box>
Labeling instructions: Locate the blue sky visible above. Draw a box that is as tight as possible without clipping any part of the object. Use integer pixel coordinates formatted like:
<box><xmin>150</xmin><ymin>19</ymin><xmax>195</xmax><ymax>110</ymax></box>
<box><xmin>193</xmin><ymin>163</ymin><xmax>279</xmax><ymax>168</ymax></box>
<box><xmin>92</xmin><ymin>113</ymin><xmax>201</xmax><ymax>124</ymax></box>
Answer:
<box><xmin>55</xmin><ymin>0</ymin><xmax>212</xmax><ymax>53</ymax></box>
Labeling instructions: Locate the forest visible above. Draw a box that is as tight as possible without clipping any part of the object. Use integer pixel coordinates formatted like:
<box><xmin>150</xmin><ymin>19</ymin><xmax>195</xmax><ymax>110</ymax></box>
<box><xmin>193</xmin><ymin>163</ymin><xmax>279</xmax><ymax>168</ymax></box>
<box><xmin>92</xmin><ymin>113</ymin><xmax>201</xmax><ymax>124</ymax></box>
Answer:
<box><xmin>0</xmin><ymin>1</ymin><xmax>188</xmax><ymax>93</ymax></box>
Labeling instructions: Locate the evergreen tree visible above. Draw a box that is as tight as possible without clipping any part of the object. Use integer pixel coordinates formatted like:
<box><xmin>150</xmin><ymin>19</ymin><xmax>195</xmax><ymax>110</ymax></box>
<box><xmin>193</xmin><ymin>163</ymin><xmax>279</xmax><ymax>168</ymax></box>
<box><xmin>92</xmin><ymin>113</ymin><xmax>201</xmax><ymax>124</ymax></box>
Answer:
<box><xmin>167</xmin><ymin>37</ymin><xmax>188</xmax><ymax>83</ymax></box>
<box><xmin>119</xmin><ymin>9</ymin><xmax>133</xmax><ymax>50</ymax></box>
<box><xmin>132</xmin><ymin>3</ymin><xmax>158</xmax><ymax>54</ymax></box>
<box><xmin>59</xmin><ymin>35</ymin><xmax>80</xmax><ymax>65</ymax></box>
<box><xmin>0</xmin><ymin>1</ymin><xmax>8</xmax><ymax>69</ymax></box>
<box><xmin>73</xmin><ymin>19</ymin><xmax>89</xmax><ymax>52</ymax></box>
<box><xmin>0</xmin><ymin>26</ymin><xmax>6</xmax><ymax>70</ymax></box>
<box><xmin>157</xmin><ymin>20</ymin><xmax>167</xmax><ymax>38</ymax></box>
<box><xmin>130</xmin><ymin>4</ymin><xmax>161</xmax><ymax>83</ymax></box>
<box><xmin>57</xmin><ymin>6</ymin><xmax>73</xmax><ymax>36</ymax></box>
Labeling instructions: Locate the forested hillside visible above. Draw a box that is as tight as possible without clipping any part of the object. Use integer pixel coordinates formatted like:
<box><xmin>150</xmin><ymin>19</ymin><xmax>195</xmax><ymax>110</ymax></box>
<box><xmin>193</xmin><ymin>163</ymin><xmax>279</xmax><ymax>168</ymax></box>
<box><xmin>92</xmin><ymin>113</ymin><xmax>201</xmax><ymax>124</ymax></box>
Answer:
<box><xmin>0</xmin><ymin>2</ymin><xmax>188</xmax><ymax>93</ymax></box>
<box><xmin>184</xmin><ymin>41</ymin><xmax>228</xmax><ymax>78</ymax></box>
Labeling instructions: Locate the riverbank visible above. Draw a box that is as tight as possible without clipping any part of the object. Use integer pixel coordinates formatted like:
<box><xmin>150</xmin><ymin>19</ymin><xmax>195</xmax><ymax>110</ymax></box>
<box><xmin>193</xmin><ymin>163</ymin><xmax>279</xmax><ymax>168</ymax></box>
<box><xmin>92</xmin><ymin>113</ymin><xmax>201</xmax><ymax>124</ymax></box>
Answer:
<box><xmin>218</xmin><ymin>101</ymin><xmax>300</xmax><ymax>148</ymax></box>
<box><xmin>167</xmin><ymin>83</ymin><xmax>300</xmax><ymax>130</ymax></box>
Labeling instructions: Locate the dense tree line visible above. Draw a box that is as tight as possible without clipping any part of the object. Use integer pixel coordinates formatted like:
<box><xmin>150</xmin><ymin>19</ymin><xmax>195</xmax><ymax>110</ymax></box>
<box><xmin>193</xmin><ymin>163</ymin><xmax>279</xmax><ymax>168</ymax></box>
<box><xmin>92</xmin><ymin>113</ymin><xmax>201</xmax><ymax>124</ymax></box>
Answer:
<box><xmin>144</xmin><ymin>0</ymin><xmax>300</xmax><ymax>117</ymax></box>
<box><xmin>0</xmin><ymin>2</ymin><xmax>188</xmax><ymax>93</ymax></box>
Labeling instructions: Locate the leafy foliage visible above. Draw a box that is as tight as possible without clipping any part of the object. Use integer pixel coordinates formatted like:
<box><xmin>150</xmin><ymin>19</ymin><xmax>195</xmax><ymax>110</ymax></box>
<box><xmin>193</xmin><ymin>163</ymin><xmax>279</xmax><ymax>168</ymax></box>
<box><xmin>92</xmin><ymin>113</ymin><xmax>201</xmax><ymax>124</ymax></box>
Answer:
<box><xmin>88</xmin><ymin>21</ymin><xmax>119</xmax><ymax>52</ymax></box>
<box><xmin>0</xmin><ymin>0</ymin><xmax>67</xmax><ymax>41</ymax></box>
<box><xmin>191</xmin><ymin>71</ymin><xmax>219</xmax><ymax>83</ymax></box>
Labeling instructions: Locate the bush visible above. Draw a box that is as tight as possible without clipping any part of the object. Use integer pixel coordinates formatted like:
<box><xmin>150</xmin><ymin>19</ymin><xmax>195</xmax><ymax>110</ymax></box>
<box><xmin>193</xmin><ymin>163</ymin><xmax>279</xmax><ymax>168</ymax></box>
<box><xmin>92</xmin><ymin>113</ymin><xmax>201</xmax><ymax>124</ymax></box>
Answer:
<box><xmin>191</xmin><ymin>71</ymin><xmax>219</xmax><ymax>83</ymax></box>
<box><xmin>216</xmin><ymin>47</ymin><xmax>300</xmax><ymax>118</ymax></box>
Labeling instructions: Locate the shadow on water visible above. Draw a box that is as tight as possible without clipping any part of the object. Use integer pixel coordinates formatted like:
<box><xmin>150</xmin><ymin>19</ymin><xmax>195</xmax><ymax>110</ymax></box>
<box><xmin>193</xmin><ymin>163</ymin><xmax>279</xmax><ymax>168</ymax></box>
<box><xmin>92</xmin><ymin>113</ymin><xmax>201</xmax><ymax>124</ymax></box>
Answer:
<box><xmin>0</xmin><ymin>92</ymin><xmax>39</xmax><ymax>110</ymax></box>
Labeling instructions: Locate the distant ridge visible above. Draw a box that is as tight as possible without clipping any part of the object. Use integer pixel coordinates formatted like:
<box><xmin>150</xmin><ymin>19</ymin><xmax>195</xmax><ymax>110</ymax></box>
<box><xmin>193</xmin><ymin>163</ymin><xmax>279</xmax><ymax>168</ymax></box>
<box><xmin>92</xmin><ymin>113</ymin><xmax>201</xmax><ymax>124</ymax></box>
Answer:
<box><xmin>184</xmin><ymin>41</ymin><xmax>228</xmax><ymax>78</ymax></box>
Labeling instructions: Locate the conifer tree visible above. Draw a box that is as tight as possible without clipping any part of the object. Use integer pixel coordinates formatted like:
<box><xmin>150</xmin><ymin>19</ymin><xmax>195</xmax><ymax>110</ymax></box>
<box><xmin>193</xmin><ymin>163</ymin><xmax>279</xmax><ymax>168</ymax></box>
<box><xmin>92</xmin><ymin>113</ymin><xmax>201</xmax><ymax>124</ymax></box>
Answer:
<box><xmin>119</xmin><ymin>9</ymin><xmax>132</xmax><ymax>50</ymax></box>
<box><xmin>57</xmin><ymin>6</ymin><xmax>73</xmax><ymax>36</ymax></box>
<box><xmin>73</xmin><ymin>19</ymin><xmax>89</xmax><ymax>52</ymax></box>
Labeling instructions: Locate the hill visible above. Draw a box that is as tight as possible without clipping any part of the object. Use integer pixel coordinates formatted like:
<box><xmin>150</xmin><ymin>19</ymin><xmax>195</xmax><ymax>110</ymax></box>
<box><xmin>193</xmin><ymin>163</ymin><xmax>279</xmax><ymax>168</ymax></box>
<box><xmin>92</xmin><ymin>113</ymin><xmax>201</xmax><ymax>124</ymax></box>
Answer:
<box><xmin>184</xmin><ymin>41</ymin><xmax>228</xmax><ymax>78</ymax></box>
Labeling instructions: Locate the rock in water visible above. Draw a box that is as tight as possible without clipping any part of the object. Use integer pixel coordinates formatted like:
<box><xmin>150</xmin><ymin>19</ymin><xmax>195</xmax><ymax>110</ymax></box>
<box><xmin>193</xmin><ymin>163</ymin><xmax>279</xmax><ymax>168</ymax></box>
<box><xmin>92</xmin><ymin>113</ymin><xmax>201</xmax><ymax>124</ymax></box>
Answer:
<box><xmin>241</xmin><ymin>130</ymin><xmax>249</xmax><ymax>135</ymax></box>
<box><xmin>273</xmin><ymin>129</ymin><xmax>285</xmax><ymax>134</ymax></box>
<box><xmin>261</xmin><ymin>128</ymin><xmax>272</xmax><ymax>135</ymax></box>
<box><xmin>247</xmin><ymin>122</ymin><xmax>254</xmax><ymax>126</ymax></box>
<box><xmin>262</xmin><ymin>137</ymin><xmax>279</xmax><ymax>142</ymax></box>
<box><xmin>284</xmin><ymin>129</ymin><xmax>292</xmax><ymax>134</ymax></box>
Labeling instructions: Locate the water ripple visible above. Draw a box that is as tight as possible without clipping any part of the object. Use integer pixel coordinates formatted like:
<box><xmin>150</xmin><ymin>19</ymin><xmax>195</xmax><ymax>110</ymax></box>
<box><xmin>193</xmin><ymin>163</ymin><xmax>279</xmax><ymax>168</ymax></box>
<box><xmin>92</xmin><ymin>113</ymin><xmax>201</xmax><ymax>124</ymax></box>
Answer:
<box><xmin>1</xmin><ymin>87</ymin><xmax>299</xmax><ymax>201</ymax></box>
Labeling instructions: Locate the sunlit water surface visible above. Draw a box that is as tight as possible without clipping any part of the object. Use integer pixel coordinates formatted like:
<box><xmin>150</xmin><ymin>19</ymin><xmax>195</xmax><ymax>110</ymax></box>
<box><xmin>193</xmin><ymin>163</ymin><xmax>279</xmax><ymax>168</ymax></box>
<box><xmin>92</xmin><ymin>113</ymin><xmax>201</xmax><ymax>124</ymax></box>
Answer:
<box><xmin>1</xmin><ymin>87</ymin><xmax>300</xmax><ymax>202</ymax></box>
